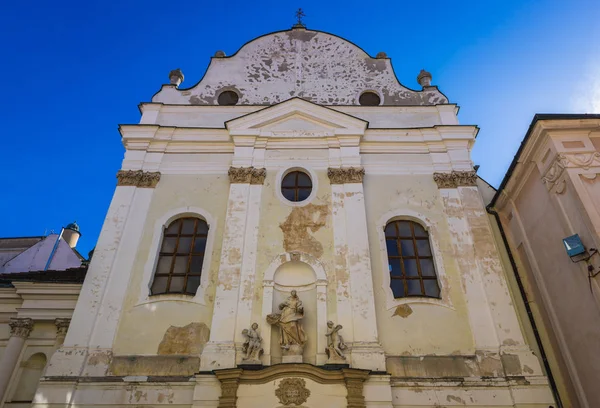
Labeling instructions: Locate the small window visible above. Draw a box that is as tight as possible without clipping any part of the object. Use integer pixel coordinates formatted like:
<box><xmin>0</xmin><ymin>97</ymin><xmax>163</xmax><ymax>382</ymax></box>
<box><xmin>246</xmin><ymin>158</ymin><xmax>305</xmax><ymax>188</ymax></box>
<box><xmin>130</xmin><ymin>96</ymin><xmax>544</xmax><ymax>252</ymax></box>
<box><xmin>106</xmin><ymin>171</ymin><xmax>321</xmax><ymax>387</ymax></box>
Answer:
<box><xmin>281</xmin><ymin>171</ymin><xmax>312</xmax><ymax>202</ymax></box>
<box><xmin>359</xmin><ymin>91</ymin><xmax>381</xmax><ymax>106</ymax></box>
<box><xmin>151</xmin><ymin>217</ymin><xmax>208</xmax><ymax>295</ymax></box>
<box><xmin>218</xmin><ymin>90</ymin><xmax>239</xmax><ymax>106</ymax></box>
<box><xmin>385</xmin><ymin>220</ymin><xmax>440</xmax><ymax>298</ymax></box>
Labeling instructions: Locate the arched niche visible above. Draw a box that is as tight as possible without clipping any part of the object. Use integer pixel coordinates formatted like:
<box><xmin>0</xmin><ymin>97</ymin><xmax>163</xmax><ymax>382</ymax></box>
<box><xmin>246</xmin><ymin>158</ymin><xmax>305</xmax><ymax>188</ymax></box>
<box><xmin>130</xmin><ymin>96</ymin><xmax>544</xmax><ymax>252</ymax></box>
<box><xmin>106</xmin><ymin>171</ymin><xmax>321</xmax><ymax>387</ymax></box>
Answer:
<box><xmin>10</xmin><ymin>352</ymin><xmax>47</xmax><ymax>402</ymax></box>
<box><xmin>262</xmin><ymin>252</ymin><xmax>327</xmax><ymax>366</ymax></box>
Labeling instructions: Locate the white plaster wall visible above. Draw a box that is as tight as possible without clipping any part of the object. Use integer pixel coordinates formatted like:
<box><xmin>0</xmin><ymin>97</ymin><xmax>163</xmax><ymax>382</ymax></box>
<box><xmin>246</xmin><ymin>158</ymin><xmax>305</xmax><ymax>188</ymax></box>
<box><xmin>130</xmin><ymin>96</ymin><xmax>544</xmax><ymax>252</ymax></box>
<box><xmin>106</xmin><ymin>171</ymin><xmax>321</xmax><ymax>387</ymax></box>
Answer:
<box><xmin>113</xmin><ymin>174</ymin><xmax>230</xmax><ymax>355</ymax></box>
<box><xmin>363</xmin><ymin>174</ymin><xmax>474</xmax><ymax>355</ymax></box>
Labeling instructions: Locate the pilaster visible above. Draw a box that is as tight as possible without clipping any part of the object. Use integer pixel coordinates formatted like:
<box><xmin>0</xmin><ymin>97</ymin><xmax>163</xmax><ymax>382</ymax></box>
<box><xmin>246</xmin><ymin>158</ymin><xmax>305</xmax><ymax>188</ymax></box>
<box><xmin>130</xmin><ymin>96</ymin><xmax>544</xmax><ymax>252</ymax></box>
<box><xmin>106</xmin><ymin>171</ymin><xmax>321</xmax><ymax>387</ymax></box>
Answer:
<box><xmin>435</xmin><ymin>172</ymin><xmax>542</xmax><ymax>374</ymax></box>
<box><xmin>46</xmin><ymin>170</ymin><xmax>160</xmax><ymax>377</ymax></box>
<box><xmin>202</xmin><ymin>167</ymin><xmax>265</xmax><ymax>370</ymax></box>
<box><xmin>328</xmin><ymin>167</ymin><xmax>385</xmax><ymax>371</ymax></box>
<box><xmin>0</xmin><ymin>318</ymin><xmax>33</xmax><ymax>401</ymax></box>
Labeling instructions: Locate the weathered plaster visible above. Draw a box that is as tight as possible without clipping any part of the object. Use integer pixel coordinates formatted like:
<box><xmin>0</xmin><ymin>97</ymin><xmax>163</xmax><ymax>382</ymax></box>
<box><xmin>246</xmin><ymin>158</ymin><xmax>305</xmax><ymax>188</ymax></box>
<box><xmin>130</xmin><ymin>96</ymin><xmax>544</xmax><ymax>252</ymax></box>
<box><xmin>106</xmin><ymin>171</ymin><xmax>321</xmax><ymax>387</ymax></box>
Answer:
<box><xmin>152</xmin><ymin>29</ymin><xmax>448</xmax><ymax>106</ymax></box>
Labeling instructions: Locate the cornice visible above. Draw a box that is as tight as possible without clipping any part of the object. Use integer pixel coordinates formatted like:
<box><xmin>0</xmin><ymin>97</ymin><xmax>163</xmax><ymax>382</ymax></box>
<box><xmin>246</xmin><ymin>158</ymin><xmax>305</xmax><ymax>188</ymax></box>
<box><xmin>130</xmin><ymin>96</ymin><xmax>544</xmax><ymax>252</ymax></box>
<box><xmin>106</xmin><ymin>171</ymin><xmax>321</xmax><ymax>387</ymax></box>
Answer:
<box><xmin>116</xmin><ymin>170</ymin><xmax>161</xmax><ymax>188</ymax></box>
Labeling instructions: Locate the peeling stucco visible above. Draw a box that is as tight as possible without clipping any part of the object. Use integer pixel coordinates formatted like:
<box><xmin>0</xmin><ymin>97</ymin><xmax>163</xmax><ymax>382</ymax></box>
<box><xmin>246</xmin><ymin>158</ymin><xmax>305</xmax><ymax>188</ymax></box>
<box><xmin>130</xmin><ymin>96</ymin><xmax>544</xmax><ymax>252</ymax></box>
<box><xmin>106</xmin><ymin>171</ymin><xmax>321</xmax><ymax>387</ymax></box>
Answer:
<box><xmin>153</xmin><ymin>29</ymin><xmax>449</xmax><ymax>106</ymax></box>
<box><xmin>279</xmin><ymin>203</ymin><xmax>328</xmax><ymax>258</ymax></box>
<box><xmin>157</xmin><ymin>322</ymin><xmax>210</xmax><ymax>355</ymax></box>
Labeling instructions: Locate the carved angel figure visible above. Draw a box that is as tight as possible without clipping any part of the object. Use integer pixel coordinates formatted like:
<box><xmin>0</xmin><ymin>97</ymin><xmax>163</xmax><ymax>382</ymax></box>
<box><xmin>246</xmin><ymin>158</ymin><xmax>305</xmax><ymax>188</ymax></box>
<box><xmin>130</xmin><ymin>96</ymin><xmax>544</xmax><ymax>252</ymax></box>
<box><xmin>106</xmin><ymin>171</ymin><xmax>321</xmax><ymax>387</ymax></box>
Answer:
<box><xmin>241</xmin><ymin>322</ymin><xmax>263</xmax><ymax>362</ymax></box>
<box><xmin>325</xmin><ymin>320</ymin><xmax>347</xmax><ymax>361</ymax></box>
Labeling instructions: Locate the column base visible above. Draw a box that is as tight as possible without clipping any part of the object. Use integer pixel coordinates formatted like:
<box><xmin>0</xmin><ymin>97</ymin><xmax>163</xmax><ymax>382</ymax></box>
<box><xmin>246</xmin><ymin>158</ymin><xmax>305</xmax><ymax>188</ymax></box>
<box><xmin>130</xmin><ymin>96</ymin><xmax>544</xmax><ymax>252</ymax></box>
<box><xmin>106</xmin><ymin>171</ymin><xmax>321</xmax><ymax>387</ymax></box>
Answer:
<box><xmin>200</xmin><ymin>341</ymin><xmax>236</xmax><ymax>370</ymax></box>
<box><xmin>350</xmin><ymin>342</ymin><xmax>386</xmax><ymax>371</ymax></box>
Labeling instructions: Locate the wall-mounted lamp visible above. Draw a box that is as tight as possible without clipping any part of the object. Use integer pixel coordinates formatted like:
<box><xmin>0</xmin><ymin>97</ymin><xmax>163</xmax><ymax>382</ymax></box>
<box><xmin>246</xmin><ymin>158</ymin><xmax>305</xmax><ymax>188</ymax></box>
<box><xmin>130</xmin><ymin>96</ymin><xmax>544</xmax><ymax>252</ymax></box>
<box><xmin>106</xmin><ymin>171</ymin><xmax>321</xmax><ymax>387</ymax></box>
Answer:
<box><xmin>562</xmin><ymin>234</ymin><xmax>600</xmax><ymax>290</ymax></box>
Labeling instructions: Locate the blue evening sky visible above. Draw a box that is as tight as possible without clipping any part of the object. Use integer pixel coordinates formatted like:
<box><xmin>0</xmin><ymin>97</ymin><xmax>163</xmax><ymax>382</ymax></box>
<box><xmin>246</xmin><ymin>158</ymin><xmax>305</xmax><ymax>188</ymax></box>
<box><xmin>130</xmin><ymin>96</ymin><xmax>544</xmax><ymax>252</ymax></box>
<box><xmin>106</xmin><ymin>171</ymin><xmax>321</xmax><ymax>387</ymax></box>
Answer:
<box><xmin>1</xmin><ymin>0</ymin><xmax>599</xmax><ymax>256</ymax></box>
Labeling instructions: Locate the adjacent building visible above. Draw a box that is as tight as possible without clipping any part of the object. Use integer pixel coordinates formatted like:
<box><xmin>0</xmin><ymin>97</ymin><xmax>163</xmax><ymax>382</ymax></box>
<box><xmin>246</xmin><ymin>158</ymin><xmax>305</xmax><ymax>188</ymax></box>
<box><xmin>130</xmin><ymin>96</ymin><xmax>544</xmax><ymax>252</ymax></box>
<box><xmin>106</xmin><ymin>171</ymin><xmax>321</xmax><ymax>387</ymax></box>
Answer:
<box><xmin>32</xmin><ymin>25</ymin><xmax>557</xmax><ymax>407</ymax></box>
<box><xmin>0</xmin><ymin>224</ymin><xmax>87</xmax><ymax>406</ymax></box>
<box><xmin>489</xmin><ymin>114</ymin><xmax>600</xmax><ymax>408</ymax></box>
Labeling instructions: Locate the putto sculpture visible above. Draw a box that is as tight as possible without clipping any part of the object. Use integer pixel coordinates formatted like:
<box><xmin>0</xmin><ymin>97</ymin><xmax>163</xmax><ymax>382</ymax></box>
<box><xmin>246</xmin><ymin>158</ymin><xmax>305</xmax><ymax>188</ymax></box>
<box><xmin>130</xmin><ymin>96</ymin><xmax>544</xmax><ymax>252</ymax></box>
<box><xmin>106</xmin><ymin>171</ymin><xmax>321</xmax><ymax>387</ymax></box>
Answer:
<box><xmin>267</xmin><ymin>290</ymin><xmax>307</xmax><ymax>362</ymax></box>
<box><xmin>325</xmin><ymin>320</ymin><xmax>347</xmax><ymax>364</ymax></box>
<box><xmin>241</xmin><ymin>322</ymin><xmax>263</xmax><ymax>364</ymax></box>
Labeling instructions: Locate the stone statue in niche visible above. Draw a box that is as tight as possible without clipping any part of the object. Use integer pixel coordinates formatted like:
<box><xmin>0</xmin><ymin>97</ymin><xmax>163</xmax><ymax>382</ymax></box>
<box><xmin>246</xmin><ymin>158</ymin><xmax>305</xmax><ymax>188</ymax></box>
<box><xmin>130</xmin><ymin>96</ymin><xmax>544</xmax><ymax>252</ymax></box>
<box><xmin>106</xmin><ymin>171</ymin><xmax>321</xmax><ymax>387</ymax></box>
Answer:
<box><xmin>325</xmin><ymin>321</ymin><xmax>347</xmax><ymax>364</ymax></box>
<box><xmin>267</xmin><ymin>290</ymin><xmax>307</xmax><ymax>362</ymax></box>
<box><xmin>241</xmin><ymin>322</ymin><xmax>263</xmax><ymax>364</ymax></box>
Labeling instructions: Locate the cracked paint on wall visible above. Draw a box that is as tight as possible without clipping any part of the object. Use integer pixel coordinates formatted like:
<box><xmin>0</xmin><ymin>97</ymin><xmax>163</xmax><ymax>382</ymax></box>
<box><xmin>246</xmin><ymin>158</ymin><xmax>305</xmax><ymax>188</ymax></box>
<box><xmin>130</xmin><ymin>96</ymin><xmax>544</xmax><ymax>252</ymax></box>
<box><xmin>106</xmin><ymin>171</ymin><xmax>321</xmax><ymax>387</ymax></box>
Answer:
<box><xmin>153</xmin><ymin>29</ymin><xmax>448</xmax><ymax>106</ymax></box>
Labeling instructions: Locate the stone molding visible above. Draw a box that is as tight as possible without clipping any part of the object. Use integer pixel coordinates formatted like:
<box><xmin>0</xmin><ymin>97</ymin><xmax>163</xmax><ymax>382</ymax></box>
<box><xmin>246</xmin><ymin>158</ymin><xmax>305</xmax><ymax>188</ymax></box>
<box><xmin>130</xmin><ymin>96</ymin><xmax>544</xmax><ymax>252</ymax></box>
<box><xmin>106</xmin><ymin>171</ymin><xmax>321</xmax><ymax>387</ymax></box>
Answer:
<box><xmin>228</xmin><ymin>167</ymin><xmax>267</xmax><ymax>184</ymax></box>
<box><xmin>55</xmin><ymin>318</ymin><xmax>71</xmax><ymax>337</ymax></box>
<box><xmin>9</xmin><ymin>318</ymin><xmax>33</xmax><ymax>339</ymax></box>
<box><xmin>433</xmin><ymin>171</ymin><xmax>477</xmax><ymax>188</ymax></box>
<box><xmin>116</xmin><ymin>170</ymin><xmax>161</xmax><ymax>188</ymax></box>
<box><xmin>327</xmin><ymin>167</ymin><xmax>365</xmax><ymax>184</ymax></box>
<box><xmin>214</xmin><ymin>364</ymin><xmax>369</xmax><ymax>408</ymax></box>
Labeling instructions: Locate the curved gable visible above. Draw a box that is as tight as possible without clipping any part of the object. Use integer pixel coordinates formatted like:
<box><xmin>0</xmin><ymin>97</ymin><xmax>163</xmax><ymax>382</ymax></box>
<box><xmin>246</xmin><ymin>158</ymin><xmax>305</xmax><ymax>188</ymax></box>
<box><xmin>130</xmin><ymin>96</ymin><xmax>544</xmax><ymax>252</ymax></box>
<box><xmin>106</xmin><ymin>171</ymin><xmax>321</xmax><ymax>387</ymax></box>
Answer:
<box><xmin>153</xmin><ymin>28</ymin><xmax>448</xmax><ymax>106</ymax></box>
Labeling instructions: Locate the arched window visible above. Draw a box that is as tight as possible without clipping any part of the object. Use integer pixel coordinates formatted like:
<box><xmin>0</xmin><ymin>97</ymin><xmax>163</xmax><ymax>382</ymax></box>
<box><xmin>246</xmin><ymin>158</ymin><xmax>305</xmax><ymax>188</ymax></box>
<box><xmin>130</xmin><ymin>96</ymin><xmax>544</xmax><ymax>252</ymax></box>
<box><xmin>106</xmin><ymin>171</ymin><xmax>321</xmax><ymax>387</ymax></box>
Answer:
<box><xmin>151</xmin><ymin>217</ymin><xmax>208</xmax><ymax>295</ymax></box>
<box><xmin>384</xmin><ymin>220</ymin><xmax>440</xmax><ymax>298</ymax></box>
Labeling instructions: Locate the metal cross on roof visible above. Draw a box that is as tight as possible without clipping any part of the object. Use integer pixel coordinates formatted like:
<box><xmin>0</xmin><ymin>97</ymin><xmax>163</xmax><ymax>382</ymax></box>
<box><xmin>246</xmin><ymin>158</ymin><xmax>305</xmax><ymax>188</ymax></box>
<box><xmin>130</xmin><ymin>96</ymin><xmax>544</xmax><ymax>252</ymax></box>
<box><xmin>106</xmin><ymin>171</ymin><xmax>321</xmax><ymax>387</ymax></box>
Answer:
<box><xmin>294</xmin><ymin>8</ymin><xmax>306</xmax><ymax>27</ymax></box>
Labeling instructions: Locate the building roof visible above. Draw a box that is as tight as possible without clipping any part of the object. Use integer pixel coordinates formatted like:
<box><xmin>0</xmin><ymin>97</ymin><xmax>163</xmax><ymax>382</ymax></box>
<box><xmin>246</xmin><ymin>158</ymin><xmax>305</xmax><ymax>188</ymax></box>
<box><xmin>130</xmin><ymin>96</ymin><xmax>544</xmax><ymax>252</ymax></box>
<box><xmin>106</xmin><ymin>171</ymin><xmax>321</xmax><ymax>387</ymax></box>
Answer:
<box><xmin>152</xmin><ymin>27</ymin><xmax>448</xmax><ymax>107</ymax></box>
<box><xmin>489</xmin><ymin>113</ymin><xmax>600</xmax><ymax>208</ymax></box>
<box><xmin>0</xmin><ymin>234</ymin><xmax>84</xmax><ymax>274</ymax></box>
<box><xmin>0</xmin><ymin>266</ymin><xmax>88</xmax><ymax>288</ymax></box>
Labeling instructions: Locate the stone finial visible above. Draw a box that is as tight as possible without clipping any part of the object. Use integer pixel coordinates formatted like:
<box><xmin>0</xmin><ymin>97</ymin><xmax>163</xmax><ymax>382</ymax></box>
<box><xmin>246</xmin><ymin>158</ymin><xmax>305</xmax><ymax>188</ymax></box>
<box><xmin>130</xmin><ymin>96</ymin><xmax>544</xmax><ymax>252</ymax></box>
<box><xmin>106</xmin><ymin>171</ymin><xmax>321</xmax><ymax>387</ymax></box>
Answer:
<box><xmin>376</xmin><ymin>52</ymin><xmax>387</xmax><ymax>59</ymax></box>
<box><xmin>214</xmin><ymin>50</ymin><xmax>226</xmax><ymax>58</ymax></box>
<box><xmin>169</xmin><ymin>68</ymin><xmax>184</xmax><ymax>87</ymax></box>
<box><xmin>417</xmin><ymin>69</ymin><xmax>432</xmax><ymax>88</ymax></box>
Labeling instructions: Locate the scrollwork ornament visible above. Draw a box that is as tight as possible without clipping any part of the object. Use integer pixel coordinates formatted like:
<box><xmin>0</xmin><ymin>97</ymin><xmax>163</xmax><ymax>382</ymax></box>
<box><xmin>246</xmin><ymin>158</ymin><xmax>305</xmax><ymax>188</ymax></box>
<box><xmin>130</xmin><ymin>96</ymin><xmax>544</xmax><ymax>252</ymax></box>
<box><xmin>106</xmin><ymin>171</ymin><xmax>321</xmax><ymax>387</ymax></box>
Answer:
<box><xmin>327</xmin><ymin>167</ymin><xmax>365</xmax><ymax>184</ymax></box>
<box><xmin>275</xmin><ymin>378</ymin><xmax>311</xmax><ymax>406</ymax></box>
<box><xmin>9</xmin><ymin>318</ymin><xmax>33</xmax><ymax>339</ymax></box>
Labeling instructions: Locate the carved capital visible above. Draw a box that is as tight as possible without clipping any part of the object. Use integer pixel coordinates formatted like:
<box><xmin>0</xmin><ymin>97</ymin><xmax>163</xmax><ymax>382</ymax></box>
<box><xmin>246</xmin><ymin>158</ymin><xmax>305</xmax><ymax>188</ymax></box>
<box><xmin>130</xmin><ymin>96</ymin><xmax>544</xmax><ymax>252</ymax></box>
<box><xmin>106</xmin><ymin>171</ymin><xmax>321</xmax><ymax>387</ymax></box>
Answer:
<box><xmin>250</xmin><ymin>167</ymin><xmax>267</xmax><ymax>185</ymax></box>
<box><xmin>433</xmin><ymin>170</ymin><xmax>477</xmax><ymax>188</ymax></box>
<box><xmin>9</xmin><ymin>318</ymin><xmax>33</xmax><ymax>339</ymax></box>
<box><xmin>215</xmin><ymin>369</ymin><xmax>243</xmax><ymax>408</ymax></box>
<box><xmin>228</xmin><ymin>167</ymin><xmax>266</xmax><ymax>184</ymax></box>
<box><xmin>116</xmin><ymin>170</ymin><xmax>161</xmax><ymax>188</ymax></box>
<box><xmin>55</xmin><ymin>318</ymin><xmax>71</xmax><ymax>337</ymax></box>
<box><xmin>327</xmin><ymin>167</ymin><xmax>365</xmax><ymax>184</ymax></box>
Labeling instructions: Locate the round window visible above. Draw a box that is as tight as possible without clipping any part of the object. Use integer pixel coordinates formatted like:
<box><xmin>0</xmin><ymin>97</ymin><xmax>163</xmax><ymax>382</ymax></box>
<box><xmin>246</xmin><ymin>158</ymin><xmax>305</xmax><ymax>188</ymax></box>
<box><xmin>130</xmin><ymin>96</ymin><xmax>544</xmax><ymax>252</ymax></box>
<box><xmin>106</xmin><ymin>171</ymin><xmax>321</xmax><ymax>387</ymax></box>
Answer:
<box><xmin>281</xmin><ymin>171</ymin><xmax>312</xmax><ymax>202</ymax></box>
<box><xmin>218</xmin><ymin>90</ymin><xmax>239</xmax><ymax>106</ymax></box>
<box><xmin>359</xmin><ymin>91</ymin><xmax>381</xmax><ymax>106</ymax></box>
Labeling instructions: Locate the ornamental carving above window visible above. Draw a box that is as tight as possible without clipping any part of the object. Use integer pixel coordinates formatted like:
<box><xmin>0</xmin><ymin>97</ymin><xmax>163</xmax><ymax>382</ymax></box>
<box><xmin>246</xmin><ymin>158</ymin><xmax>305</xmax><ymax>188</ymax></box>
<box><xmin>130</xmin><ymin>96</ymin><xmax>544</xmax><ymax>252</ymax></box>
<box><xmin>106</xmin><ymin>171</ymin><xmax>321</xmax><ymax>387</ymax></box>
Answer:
<box><xmin>385</xmin><ymin>220</ymin><xmax>440</xmax><ymax>298</ymax></box>
<box><xmin>150</xmin><ymin>217</ymin><xmax>208</xmax><ymax>295</ymax></box>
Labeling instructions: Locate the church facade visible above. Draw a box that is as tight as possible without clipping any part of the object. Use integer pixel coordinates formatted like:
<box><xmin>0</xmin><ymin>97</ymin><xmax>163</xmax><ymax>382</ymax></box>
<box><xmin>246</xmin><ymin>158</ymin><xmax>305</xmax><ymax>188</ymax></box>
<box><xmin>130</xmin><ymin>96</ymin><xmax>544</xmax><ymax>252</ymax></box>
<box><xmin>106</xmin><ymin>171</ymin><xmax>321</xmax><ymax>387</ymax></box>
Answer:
<box><xmin>35</xmin><ymin>26</ymin><xmax>556</xmax><ymax>407</ymax></box>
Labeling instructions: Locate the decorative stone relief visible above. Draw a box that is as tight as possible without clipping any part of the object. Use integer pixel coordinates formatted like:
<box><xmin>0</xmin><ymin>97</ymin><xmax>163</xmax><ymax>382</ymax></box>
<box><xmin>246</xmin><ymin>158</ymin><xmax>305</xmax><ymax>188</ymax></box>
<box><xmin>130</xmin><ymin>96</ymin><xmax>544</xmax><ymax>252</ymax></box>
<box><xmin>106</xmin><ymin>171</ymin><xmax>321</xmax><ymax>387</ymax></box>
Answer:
<box><xmin>55</xmin><ymin>318</ymin><xmax>71</xmax><ymax>337</ymax></box>
<box><xmin>562</xmin><ymin>152</ymin><xmax>600</xmax><ymax>170</ymax></box>
<box><xmin>9</xmin><ymin>318</ymin><xmax>33</xmax><ymax>338</ymax></box>
<box><xmin>327</xmin><ymin>167</ymin><xmax>365</xmax><ymax>184</ymax></box>
<box><xmin>251</xmin><ymin>167</ymin><xmax>267</xmax><ymax>185</ymax></box>
<box><xmin>325</xmin><ymin>321</ymin><xmax>347</xmax><ymax>364</ymax></box>
<box><xmin>241</xmin><ymin>322</ymin><xmax>263</xmax><ymax>364</ymax></box>
<box><xmin>275</xmin><ymin>378</ymin><xmax>311</xmax><ymax>406</ymax></box>
<box><xmin>432</xmin><ymin>170</ymin><xmax>477</xmax><ymax>188</ymax></box>
<box><xmin>116</xmin><ymin>170</ymin><xmax>161</xmax><ymax>188</ymax></box>
<box><xmin>267</xmin><ymin>290</ymin><xmax>307</xmax><ymax>361</ymax></box>
<box><xmin>228</xmin><ymin>166</ymin><xmax>267</xmax><ymax>184</ymax></box>
<box><xmin>542</xmin><ymin>156</ymin><xmax>566</xmax><ymax>191</ymax></box>
<box><xmin>345</xmin><ymin>378</ymin><xmax>366</xmax><ymax>408</ymax></box>
<box><xmin>157</xmin><ymin>322</ymin><xmax>210</xmax><ymax>355</ymax></box>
